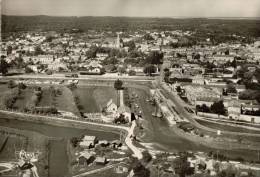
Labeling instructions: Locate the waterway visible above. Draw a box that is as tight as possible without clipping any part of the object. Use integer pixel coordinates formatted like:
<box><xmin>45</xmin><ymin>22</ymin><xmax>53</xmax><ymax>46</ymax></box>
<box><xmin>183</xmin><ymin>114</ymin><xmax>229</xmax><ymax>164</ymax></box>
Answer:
<box><xmin>132</xmin><ymin>88</ymin><xmax>260</xmax><ymax>162</ymax></box>
<box><xmin>0</xmin><ymin>118</ymin><xmax>119</xmax><ymax>177</ymax></box>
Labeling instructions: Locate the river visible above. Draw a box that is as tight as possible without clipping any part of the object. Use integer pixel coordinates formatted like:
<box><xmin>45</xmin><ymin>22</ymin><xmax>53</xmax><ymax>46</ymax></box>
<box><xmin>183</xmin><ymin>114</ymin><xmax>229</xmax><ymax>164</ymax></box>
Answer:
<box><xmin>0</xmin><ymin>118</ymin><xmax>119</xmax><ymax>177</ymax></box>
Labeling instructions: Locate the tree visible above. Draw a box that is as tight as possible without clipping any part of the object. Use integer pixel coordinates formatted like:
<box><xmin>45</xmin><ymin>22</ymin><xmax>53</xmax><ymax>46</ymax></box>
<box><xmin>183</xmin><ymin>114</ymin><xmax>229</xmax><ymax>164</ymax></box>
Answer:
<box><xmin>133</xmin><ymin>161</ymin><xmax>150</xmax><ymax>177</ymax></box>
<box><xmin>145</xmin><ymin>51</ymin><xmax>164</xmax><ymax>65</ymax></box>
<box><xmin>143</xmin><ymin>33</ymin><xmax>154</xmax><ymax>41</ymax></box>
<box><xmin>141</xmin><ymin>151</ymin><xmax>152</xmax><ymax>165</ymax></box>
<box><xmin>128</xmin><ymin>70</ymin><xmax>136</xmax><ymax>76</ymax></box>
<box><xmin>193</xmin><ymin>53</ymin><xmax>200</xmax><ymax>60</ymax></box>
<box><xmin>172</xmin><ymin>152</ymin><xmax>194</xmax><ymax>177</ymax></box>
<box><xmin>46</xmin><ymin>70</ymin><xmax>53</xmax><ymax>75</ymax></box>
<box><xmin>34</xmin><ymin>46</ymin><xmax>44</xmax><ymax>55</ymax></box>
<box><xmin>124</xmin><ymin>40</ymin><xmax>136</xmax><ymax>51</ymax></box>
<box><xmin>114</xmin><ymin>79</ymin><xmax>123</xmax><ymax>106</ymax></box>
<box><xmin>243</xmin><ymin>71</ymin><xmax>254</xmax><ymax>83</ymax></box>
<box><xmin>231</xmin><ymin>58</ymin><xmax>237</xmax><ymax>68</ymax></box>
<box><xmin>86</xmin><ymin>46</ymin><xmax>98</xmax><ymax>59</ymax></box>
<box><xmin>164</xmin><ymin>68</ymin><xmax>170</xmax><ymax>82</ymax></box>
<box><xmin>70</xmin><ymin>137</ymin><xmax>79</xmax><ymax>148</ymax></box>
<box><xmin>226</xmin><ymin>83</ymin><xmax>237</xmax><ymax>94</ymax></box>
<box><xmin>25</xmin><ymin>66</ymin><xmax>34</xmax><ymax>73</ymax></box>
<box><xmin>176</xmin><ymin>86</ymin><xmax>182</xmax><ymax>93</ymax></box>
<box><xmin>211</xmin><ymin>100</ymin><xmax>226</xmax><ymax>115</ymax></box>
<box><xmin>18</xmin><ymin>83</ymin><xmax>27</xmax><ymax>90</ymax></box>
<box><xmin>8</xmin><ymin>80</ymin><xmax>16</xmax><ymax>88</ymax></box>
<box><xmin>254</xmin><ymin>68</ymin><xmax>260</xmax><ymax>83</ymax></box>
<box><xmin>114</xmin><ymin>79</ymin><xmax>123</xmax><ymax>90</ymax></box>
<box><xmin>7</xmin><ymin>45</ymin><xmax>12</xmax><ymax>55</ymax></box>
<box><xmin>224</xmin><ymin>49</ymin><xmax>229</xmax><ymax>55</ymax></box>
<box><xmin>143</xmin><ymin>65</ymin><xmax>156</xmax><ymax>76</ymax></box>
<box><xmin>117</xmin><ymin>66</ymin><xmax>126</xmax><ymax>74</ymax></box>
<box><xmin>0</xmin><ymin>58</ymin><xmax>9</xmax><ymax>75</ymax></box>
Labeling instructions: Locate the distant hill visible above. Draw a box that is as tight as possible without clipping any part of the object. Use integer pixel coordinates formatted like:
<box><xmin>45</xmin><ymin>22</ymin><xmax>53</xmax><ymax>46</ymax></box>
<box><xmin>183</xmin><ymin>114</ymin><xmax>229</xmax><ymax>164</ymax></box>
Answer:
<box><xmin>1</xmin><ymin>15</ymin><xmax>260</xmax><ymax>37</ymax></box>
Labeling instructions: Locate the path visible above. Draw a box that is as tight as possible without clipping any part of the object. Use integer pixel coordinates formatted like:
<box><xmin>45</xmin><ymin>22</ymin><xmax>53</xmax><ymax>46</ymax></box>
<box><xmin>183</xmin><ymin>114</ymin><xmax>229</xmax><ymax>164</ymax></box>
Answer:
<box><xmin>0</xmin><ymin>162</ymin><xmax>14</xmax><ymax>174</ymax></box>
<box><xmin>73</xmin><ymin>162</ymin><xmax>126</xmax><ymax>177</ymax></box>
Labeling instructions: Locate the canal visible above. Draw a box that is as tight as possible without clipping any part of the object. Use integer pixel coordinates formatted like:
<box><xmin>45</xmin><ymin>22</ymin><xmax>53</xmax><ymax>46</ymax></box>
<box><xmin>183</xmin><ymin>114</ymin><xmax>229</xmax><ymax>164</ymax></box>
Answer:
<box><xmin>0</xmin><ymin>118</ymin><xmax>119</xmax><ymax>177</ymax></box>
<box><xmin>132</xmin><ymin>88</ymin><xmax>260</xmax><ymax>162</ymax></box>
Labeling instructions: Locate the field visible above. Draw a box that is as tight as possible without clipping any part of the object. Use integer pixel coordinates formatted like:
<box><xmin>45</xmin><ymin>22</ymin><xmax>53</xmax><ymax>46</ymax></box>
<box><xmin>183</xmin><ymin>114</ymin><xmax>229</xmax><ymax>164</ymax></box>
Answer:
<box><xmin>13</xmin><ymin>87</ymin><xmax>34</xmax><ymax>110</ymax></box>
<box><xmin>56</xmin><ymin>86</ymin><xmax>81</xmax><ymax>116</ymax></box>
<box><xmin>38</xmin><ymin>87</ymin><xmax>53</xmax><ymax>106</ymax></box>
<box><xmin>0</xmin><ymin>135</ymin><xmax>27</xmax><ymax>161</ymax></box>
<box><xmin>197</xmin><ymin>119</ymin><xmax>260</xmax><ymax>134</ymax></box>
<box><xmin>0</xmin><ymin>84</ymin><xmax>9</xmax><ymax>93</ymax></box>
<box><xmin>73</xmin><ymin>86</ymin><xmax>117</xmax><ymax>113</ymax></box>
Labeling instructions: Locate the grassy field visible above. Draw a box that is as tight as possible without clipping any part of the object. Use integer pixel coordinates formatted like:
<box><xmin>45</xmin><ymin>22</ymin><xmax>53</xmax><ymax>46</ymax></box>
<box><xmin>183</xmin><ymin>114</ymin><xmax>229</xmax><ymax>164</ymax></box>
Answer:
<box><xmin>13</xmin><ymin>87</ymin><xmax>34</xmax><ymax>110</ymax></box>
<box><xmin>197</xmin><ymin>119</ymin><xmax>260</xmax><ymax>134</ymax></box>
<box><xmin>73</xmin><ymin>86</ymin><xmax>117</xmax><ymax>113</ymax></box>
<box><xmin>38</xmin><ymin>87</ymin><xmax>53</xmax><ymax>107</ymax></box>
<box><xmin>56</xmin><ymin>87</ymin><xmax>81</xmax><ymax>116</ymax></box>
<box><xmin>0</xmin><ymin>84</ymin><xmax>9</xmax><ymax>93</ymax></box>
<box><xmin>0</xmin><ymin>134</ymin><xmax>27</xmax><ymax>161</ymax></box>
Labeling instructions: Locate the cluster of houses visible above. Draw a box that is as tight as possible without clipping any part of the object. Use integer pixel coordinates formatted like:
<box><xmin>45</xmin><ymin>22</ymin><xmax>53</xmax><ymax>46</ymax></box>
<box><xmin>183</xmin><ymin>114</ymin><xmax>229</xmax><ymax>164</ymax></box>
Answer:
<box><xmin>154</xmin><ymin>151</ymin><xmax>260</xmax><ymax>177</ymax></box>
<box><xmin>163</xmin><ymin>39</ymin><xmax>260</xmax><ymax>123</ymax></box>
<box><xmin>0</xmin><ymin>29</ymin><xmax>218</xmax><ymax>76</ymax></box>
<box><xmin>76</xmin><ymin>135</ymin><xmax>123</xmax><ymax>166</ymax></box>
<box><xmin>167</xmin><ymin>64</ymin><xmax>260</xmax><ymax>123</ymax></box>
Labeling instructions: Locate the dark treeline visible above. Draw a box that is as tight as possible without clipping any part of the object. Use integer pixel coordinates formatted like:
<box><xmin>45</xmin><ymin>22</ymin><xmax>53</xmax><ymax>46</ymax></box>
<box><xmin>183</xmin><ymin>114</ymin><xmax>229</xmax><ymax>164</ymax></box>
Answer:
<box><xmin>2</xmin><ymin>15</ymin><xmax>260</xmax><ymax>37</ymax></box>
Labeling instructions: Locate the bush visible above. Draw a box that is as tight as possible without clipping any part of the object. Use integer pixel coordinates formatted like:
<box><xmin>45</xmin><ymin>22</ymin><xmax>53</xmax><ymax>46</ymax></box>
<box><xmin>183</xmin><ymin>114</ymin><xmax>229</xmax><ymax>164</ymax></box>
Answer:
<box><xmin>8</xmin><ymin>80</ymin><xmax>16</xmax><ymax>88</ymax></box>
<box><xmin>46</xmin><ymin>69</ymin><xmax>53</xmax><ymax>75</ymax></box>
<box><xmin>18</xmin><ymin>83</ymin><xmax>27</xmax><ymax>89</ymax></box>
<box><xmin>1</xmin><ymin>88</ymin><xmax>21</xmax><ymax>109</ymax></box>
<box><xmin>25</xmin><ymin>67</ymin><xmax>34</xmax><ymax>73</ymax></box>
<box><xmin>128</xmin><ymin>70</ymin><xmax>136</xmax><ymax>76</ymax></box>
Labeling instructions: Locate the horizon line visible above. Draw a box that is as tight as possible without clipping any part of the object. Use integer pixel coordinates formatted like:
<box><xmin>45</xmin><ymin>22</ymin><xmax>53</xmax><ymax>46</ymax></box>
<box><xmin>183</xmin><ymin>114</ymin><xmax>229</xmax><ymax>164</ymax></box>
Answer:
<box><xmin>2</xmin><ymin>14</ymin><xmax>260</xmax><ymax>19</ymax></box>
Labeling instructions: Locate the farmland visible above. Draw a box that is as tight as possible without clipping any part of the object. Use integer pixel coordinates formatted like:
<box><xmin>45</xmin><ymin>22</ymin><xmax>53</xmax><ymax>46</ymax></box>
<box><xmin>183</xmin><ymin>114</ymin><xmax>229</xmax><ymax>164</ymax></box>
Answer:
<box><xmin>72</xmin><ymin>86</ymin><xmax>117</xmax><ymax>113</ymax></box>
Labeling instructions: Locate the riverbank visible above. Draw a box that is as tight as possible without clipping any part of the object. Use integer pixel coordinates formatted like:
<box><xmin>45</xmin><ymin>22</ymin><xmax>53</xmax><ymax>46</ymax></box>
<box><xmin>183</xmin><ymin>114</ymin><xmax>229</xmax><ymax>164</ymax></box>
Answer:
<box><xmin>0</xmin><ymin>110</ymin><xmax>125</xmax><ymax>136</ymax></box>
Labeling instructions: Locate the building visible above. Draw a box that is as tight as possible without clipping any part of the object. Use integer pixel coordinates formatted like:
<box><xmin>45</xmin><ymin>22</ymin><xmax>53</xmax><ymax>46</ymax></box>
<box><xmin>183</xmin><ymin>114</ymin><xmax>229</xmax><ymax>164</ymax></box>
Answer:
<box><xmin>105</xmin><ymin>99</ymin><xmax>117</xmax><ymax>113</ymax></box>
<box><xmin>78</xmin><ymin>152</ymin><xmax>95</xmax><ymax>166</ymax></box>
<box><xmin>95</xmin><ymin>157</ymin><xmax>107</xmax><ymax>165</ymax></box>
<box><xmin>79</xmin><ymin>136</ymin><xmax>98</xmax><ymax>149</ymax></box>
<box><xmin>227</xmin><ymin>100</ymin><xmax>241</xmax><ymax>120</ymax></box>
<box><xmin>184</xmin><ymin>85</ymin><xmax>221</xmax><ymax>105</ymax></box>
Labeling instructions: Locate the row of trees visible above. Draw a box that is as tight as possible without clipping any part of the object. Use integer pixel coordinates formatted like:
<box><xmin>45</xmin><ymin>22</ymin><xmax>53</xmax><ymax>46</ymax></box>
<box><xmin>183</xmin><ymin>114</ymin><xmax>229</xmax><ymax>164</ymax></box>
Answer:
<box><xmin>196</xmin><ymin>100</ymin><xmax>226</xmax><ymax>115</ymax></box>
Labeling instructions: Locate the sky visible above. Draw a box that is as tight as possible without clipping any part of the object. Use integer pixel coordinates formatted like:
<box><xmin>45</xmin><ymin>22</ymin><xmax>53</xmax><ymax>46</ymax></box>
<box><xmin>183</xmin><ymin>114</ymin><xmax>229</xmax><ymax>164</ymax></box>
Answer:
<box><xmin>1</xmin><ymin>0</ymin><xmax>260</xmax><ymax>17</ymax></box>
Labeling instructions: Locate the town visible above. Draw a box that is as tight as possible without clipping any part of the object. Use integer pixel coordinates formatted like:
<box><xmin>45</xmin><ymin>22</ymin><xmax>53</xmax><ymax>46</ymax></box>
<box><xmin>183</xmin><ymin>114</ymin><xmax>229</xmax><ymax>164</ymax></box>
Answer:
<box><xmin>1</xmin><ymin>2</ymin><xmax>260</xmax><ymax>177</ymax></box>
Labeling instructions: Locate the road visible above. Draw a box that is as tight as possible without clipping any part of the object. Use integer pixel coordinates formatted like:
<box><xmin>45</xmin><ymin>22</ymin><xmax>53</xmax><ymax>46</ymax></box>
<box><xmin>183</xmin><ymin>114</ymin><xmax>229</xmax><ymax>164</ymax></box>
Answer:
<box><xmin>2</xmin><ymin>73</ymin><xmax>154</xmax><ymax>82</ymax></box>
<box><xmin>0</xmin><ymin>162</ymin><xmax>13</xmax><ymax>174</ymax></box>
<box><xmin>158</xmin><ymin>82</ymin><xmax>260</xmax><ymax>138</ymax></box>
<box><xmin>73</xmin><ymin>162</ymin><xmax>125</xmax><ymax>177</ymax></box>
